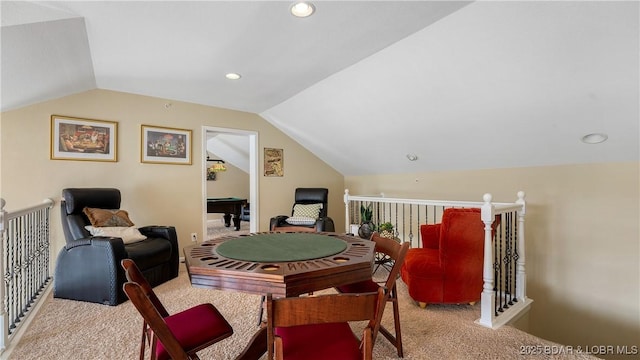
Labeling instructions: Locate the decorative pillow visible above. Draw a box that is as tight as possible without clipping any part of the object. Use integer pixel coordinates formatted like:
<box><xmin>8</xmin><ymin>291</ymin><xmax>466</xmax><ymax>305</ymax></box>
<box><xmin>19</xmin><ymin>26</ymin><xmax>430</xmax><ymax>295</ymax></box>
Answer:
<box><xmin>85</xmin><ymin>226</ymin><xmax>147</xmax><ymax>244</ymax></box>
<box><xmin>83</xmin><ymin>207</ymin><xmax>135</xmax><ymax>227</ymax></box>
<box><xmin>292</xmin><ymin>203</ymin><xmax>323</xmax><ymax>219</ymax></box>
<box><xmin>285</xmin><ymin>217</ymin><xmax>317</xmax><ymax>226</ymax></box>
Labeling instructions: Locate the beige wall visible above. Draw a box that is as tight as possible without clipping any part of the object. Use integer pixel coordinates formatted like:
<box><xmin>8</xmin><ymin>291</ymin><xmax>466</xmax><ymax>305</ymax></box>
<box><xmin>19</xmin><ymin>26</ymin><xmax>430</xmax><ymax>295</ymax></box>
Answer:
<box><xmin>346</xmin><ymin>162</ymin><xmax>639</xmax><ymax>358</ymax></box>
<box><xmin>0</xmin><ymin>89</ymin><xmax>344</xmax><ymax>260</ymax></box>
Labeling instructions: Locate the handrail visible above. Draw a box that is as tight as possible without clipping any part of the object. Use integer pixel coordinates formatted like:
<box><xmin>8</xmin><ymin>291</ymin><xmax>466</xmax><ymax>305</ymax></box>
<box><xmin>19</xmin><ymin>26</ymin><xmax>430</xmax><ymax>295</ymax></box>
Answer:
<box><xmin>345</xmin><ymin>191</ymin><xmax>514</xmax><ymax>208</ymax></box>
<box><xmin>0</xmin><ymin>199</ymin><xmax>55</xmax><ymax>225</ymax></box>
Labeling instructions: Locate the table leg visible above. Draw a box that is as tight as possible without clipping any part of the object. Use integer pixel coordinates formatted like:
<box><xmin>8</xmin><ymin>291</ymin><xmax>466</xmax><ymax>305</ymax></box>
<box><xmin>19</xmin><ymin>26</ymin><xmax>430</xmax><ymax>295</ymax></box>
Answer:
<box><xmin>233</xmin><ymin>215</ymin><xmax>241</xmax><ymax>230</ymax></box>
<box><xmin>223</xmin><ymin>213</ymin><xmax>232</xmax><ymax>227</ymax></box>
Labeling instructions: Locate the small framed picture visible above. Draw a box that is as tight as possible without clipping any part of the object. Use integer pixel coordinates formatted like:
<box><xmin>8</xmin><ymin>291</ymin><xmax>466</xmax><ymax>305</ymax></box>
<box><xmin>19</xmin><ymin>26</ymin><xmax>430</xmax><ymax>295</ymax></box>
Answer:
<box><xmin>50</xmin><ymin>115</ymin><xmax>117</xmax><ymax>162</ymax></box>
<box><xmin>141</xmin><ymin>125</ymin><xmax>192</xmax><ymax>165</ymax></box>
<box><xmin>264</xmin><ymin>148</ymin><xmax>284</xmax><ymax>177</ymax></box>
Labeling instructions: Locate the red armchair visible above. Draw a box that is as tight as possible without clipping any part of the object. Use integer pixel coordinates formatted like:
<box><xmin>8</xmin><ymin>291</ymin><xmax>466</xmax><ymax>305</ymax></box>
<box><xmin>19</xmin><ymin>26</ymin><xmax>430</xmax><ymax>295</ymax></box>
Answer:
<box><xmin>400</xmin><ymin>208</ymin><xmax>485</xmax><ymax>307</ymax></box>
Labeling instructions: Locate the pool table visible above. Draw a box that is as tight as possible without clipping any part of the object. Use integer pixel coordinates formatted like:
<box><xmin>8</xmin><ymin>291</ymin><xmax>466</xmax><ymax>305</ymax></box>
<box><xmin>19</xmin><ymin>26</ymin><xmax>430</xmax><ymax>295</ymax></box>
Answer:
<box><xmin>206</xmin><ymin>197</ymin><xmax>247</xmax><ymax>230</ymax></box>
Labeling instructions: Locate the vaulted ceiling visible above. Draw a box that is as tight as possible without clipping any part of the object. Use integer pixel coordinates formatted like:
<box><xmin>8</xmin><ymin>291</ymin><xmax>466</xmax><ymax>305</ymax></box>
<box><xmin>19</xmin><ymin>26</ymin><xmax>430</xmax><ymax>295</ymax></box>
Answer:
<box><xmin>2</xmin><ymin>1</ymin><xmax>638</xmax><ymax>176</ymax></box>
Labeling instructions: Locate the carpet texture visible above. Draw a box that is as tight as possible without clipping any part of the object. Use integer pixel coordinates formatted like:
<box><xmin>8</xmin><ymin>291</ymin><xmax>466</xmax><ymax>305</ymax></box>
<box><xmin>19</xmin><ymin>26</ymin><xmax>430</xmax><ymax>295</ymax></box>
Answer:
<box><xmin>7</xmin><ymin>226</ymin><xmax>599</xmax><ymax>359</ymax></box>
<box><xmin>207</xmin><ymin>219</ymin><xmax>251</xmax><ymax>238</ymax></box>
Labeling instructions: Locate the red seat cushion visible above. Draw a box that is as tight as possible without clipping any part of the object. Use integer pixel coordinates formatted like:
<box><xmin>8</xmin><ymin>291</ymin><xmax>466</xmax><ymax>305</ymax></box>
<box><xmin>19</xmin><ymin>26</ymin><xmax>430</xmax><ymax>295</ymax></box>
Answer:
<box><xmin>275</xmin><ymin>322</ymin><xmax>361</xmax><ymax>360</ymax></box>
<box><xmin>156</xmin><ymin>303</ymin><xmax>233</xmax><ymax>360</ymax></box>
<box><xmin>336</xmin><ymin>279</ymin><xmax>379</xmax><ymax>294</ymax></box>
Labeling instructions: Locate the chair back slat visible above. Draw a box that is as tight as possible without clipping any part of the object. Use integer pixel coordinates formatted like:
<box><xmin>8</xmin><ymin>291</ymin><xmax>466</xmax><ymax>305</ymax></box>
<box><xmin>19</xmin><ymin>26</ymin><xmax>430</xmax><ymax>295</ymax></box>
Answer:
<box><xmin>371</xmin><ymin>232</ymin><xmax>410</xmax><ymax>292</ymax></box>
<box><xmin>269</xmin><ymin>290</ymin><xmax>381</xmax><ymax>327</ymax></box>
<box><xmin>266</xmin><ymin>288</ymin><xmax>385</xmax><ymax>360</ymax></box>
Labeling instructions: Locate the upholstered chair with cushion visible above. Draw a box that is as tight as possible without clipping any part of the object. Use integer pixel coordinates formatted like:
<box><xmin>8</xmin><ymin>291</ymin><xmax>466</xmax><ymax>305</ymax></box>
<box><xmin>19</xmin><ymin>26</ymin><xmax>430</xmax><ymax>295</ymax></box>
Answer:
<box><xmin>400</xmin><ymin>208</ymin><xmax>486</xmax><ymax>308</ymax></box>
<box><xmin>54</xmin><ymin>188</ymin><xmax>179</xmax><ymax>306</ymax></box>
<box><xmin>122</xmin><ymin>259</ymin><xmax>233</xmax><ymax>360</ymax></box>
<box><xmin>336</xmin><ymin>232</ymin><xmax>409</xmax><ymax>357</ymax></box>
<box><xmin>269</xmin><ymin>188</ymin><xmax>335</xmax><ymax>232</ymax></box>
<box><xmin>266</xmin><ymin>288</ymin><xmax>385</xmax><ymax>360</ymax></box>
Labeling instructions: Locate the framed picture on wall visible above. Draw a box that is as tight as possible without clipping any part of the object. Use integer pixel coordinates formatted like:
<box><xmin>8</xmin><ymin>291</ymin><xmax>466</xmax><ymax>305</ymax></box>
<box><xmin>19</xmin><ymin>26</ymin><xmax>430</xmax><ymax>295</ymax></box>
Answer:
<box><xmin>264</xmin><ymin>148</ymin><xmax>284</xmax><ymax>177</ymax></box>
<box><xmin>141</xmin><ymin>125</ymin><xmax>192</xmax><ymax>165</ymax></box>
<box><xmin>50</xmin><ymin>115</ymin><xmax>117</xmax><ymax>162</ymax></box>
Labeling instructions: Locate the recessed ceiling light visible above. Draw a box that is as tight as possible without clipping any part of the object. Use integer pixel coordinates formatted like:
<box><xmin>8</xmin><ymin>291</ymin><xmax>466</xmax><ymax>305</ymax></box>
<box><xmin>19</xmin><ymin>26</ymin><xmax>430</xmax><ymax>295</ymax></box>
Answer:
<box><xmin>406</xmin><ymin>154</ymin><xmax>418</xmax><ymax>161</ymax></box>
<box><xmin>581</xmin><ymin>133</ymin><xmax>608</xmax><ymax>144</ymax></box>
<box><xmin>291</xmin><ymin>2</ymin><xmax>315</xmax><ymax>17</ymax></box>
<box><xmin>225</xmin><ymin>73</ymin><xmax>241</xmax><ymax>80</ymax></box>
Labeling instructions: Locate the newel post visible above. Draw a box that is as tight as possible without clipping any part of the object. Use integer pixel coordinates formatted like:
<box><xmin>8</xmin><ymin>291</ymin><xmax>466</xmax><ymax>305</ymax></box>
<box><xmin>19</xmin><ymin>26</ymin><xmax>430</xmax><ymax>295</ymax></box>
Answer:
<box><xmin>478</xmin><ymin>193</ymin><xmax>496</xmax><ymax>328</ymax></box>
<box><xmin>344</xmin><ymin>189</ymin><xmax>351</xmax><ymax>234</ymax></box>
<box><xmin>516</xmin><ymin>191</ymin><xmax>527</xmax><ymax>301</ymax></box>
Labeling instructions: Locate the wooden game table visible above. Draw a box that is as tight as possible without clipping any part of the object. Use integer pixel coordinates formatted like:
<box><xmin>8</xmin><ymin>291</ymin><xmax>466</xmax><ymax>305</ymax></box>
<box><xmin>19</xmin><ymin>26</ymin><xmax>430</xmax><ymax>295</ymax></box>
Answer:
<box><xmin>184</xmin><ymin>232</ymin><xmax>374</xmax><ymax>297</ymax></box>
<box><xmin>183</xmin><ymin>232</ymin><xmax>375</xmax><ymax>359</ymax></box>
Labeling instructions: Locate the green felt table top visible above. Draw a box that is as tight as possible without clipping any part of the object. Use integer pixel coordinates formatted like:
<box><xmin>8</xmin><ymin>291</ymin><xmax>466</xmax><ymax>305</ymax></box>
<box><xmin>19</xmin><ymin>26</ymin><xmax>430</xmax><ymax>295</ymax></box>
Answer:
<box><xmin>216</xmin><ymin>233</ymin><xmax>348</xmax><ymax>262</ymax></box>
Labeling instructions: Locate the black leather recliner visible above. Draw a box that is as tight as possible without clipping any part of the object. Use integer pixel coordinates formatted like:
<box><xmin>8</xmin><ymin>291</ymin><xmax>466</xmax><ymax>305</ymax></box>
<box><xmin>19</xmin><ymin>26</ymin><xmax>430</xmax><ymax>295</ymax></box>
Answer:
<box><xmin>269</xmin><ymin>188</ymin><xmax>335</xmax><ymax>232</ymax></box>
<box><xmin>54</xmin><ymin>188</ymin><xmax>179</xmax><ymax>305</ymax></box>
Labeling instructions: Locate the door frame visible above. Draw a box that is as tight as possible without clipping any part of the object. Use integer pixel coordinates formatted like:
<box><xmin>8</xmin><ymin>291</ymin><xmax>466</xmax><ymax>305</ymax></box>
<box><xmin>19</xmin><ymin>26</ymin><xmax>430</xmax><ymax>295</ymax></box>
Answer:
<box><xmin>202</xmin><ymin>126</ymin><xmax>258</xmax><ymax>236</ymax></box>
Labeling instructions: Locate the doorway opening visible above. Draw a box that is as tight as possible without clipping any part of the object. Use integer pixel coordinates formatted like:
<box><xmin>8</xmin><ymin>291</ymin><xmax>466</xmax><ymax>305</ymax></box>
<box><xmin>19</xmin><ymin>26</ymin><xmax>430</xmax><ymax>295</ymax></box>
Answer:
<box><xmin>202</xmin><ymin>126</ymin><xmax>258</xmax><ymax>239</ymax></box>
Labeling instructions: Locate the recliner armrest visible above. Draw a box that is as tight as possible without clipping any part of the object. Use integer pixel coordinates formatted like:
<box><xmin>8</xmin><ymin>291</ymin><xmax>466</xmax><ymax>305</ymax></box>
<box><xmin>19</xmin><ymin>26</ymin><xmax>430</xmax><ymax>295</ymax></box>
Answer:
<box><xmin>64</xmin><ymin>236</ymin><xmax>123</xmax><ymax>249</ymax></box>
<box><xmin>314</xmin><ymin>217</ymin><xmax>335</xmax><ymax>232</ymax></box>
<box><xmin>270</xmin><ymin>215</ymin><xmax>290</xmax><ymax>231</ymax></box>
<box><xmin>138</xmin><ymin>225</ymin><xmax>179</xmax><ymax>277</ymax></box>
<box><xmin>55</xmin><ymin>236</ymin><xmax>128</xmax><ymax>305</ymax></box>
<box><xmin>138</xmin><ymin>225</ymin><xmax>177</xmax><ymax>243</ymax></box>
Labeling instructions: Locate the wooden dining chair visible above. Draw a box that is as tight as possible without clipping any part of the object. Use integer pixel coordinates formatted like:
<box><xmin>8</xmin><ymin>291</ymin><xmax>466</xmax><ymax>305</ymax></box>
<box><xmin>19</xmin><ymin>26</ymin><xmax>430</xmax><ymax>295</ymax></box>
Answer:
<box><xmin>121</xmin><ymin>259</ymin><xmax>233</xmax><ymax>360</ymax></box>
<box><xmin>335</xmin><ymin>232</ymin><xmax>410</xmax><ymax>357</ymax></box>
<box><xmin>266</xmin><ymin>287</ymin><xmax>385</xmax><ymax>360</ymax></box>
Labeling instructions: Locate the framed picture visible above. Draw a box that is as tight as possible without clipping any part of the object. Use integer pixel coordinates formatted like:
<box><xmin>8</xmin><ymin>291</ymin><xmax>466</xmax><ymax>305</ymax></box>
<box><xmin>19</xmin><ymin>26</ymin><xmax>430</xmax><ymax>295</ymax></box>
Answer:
<box><xmin>264</xmin><ymin>148</ymin><xmax>284</xmax><ymax>177</ymax></box>
<box><xmin>141</xmin><ymin>125</ymin><xmax>192</xmax><ymax>165</ymax></box>
<box><xmin>50</xmin><ymin>115</ymin><xmax>117</xmax><ymax>162</ymax></box>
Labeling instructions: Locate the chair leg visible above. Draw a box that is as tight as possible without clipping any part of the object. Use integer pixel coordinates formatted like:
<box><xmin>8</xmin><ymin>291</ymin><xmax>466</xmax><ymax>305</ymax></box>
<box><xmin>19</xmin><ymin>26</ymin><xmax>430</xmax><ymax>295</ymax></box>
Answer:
<box><xmin>378</xmin><ymin>286</ymin><xmax>403</xmax><ymax>357</ymax></box>
<box><xmin>140</xmin><ymin>322</ymin><xmax>148</xmax><ymax>360</ymax></box>
<box><xmin>257</xmin><ymin>295</ymin><xmax>265</xmax><ymax>326</ymax></box>
<box><xmin>150</xmin><ymin>333</ymin><xmax>159</xmax><ymax>360</ymax></box>
<box><xmin>391</xmin><ymin>286</ymin><xmax>403</xmax><ymax>357</ymax></box>
<box><xmin>418</xmin><ymin>302</ymin><xmax>427</xmax><ymax>308</ymax></box>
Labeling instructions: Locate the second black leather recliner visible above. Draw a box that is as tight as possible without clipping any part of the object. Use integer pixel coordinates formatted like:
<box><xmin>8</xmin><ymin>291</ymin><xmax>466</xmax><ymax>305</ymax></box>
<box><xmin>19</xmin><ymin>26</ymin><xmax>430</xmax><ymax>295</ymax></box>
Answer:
<box><xmin>269</xmin><ymin>187</ymin><xmax>335</xmax><ymax>232</ymax></box>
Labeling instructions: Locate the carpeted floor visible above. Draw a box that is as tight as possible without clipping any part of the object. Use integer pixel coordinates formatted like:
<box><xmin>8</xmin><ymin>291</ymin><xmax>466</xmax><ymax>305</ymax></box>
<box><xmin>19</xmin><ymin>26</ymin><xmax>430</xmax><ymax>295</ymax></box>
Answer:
<box><xmin>207</xmin><ymin>218</ymin><xmax>251</xmax><ymax>238</ymax></box>
<box><xmin>6</xmin><ymin>226</ymin><xmax>600</xmax><ymax>360</ymax></box>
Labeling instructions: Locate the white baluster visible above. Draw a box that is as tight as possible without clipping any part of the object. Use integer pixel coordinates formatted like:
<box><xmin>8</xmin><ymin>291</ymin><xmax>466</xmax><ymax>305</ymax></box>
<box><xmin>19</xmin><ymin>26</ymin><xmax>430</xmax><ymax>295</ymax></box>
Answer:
<box><xmin>344</xmin><ymin>189</ymin><xmax>350</xmax><ymax>234</ymax></box>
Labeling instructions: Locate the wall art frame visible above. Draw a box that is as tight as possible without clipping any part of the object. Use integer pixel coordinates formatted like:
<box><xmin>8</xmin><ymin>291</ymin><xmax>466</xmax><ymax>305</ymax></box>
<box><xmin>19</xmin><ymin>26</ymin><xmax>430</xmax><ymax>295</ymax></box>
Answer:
<box><xmin>50</xmin><ymin>115</ymin><xmax>118</xmax><ymax>162</ymax></box>
<box><xmin>141</xmin><ymin>124</ymin><xmax>192</xmax><ymax>165</ymax></box>
<box><xmin>264</xmin><ymin>147</ymin><xmax>284</xmax><ymax>177</ymax></box>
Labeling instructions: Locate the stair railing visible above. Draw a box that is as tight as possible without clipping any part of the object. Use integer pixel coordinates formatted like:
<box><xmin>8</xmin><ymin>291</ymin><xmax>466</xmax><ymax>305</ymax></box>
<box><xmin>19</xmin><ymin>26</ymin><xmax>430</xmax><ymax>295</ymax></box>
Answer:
<box><xmin>0</xmin><ymin>198</ymin><xmax>54</xmax><ymax>353</ymax></box>
<box><xmin>344</xmin><ymin>189</ymin><xmax>532</xmax><ymax>329</ymax></box>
